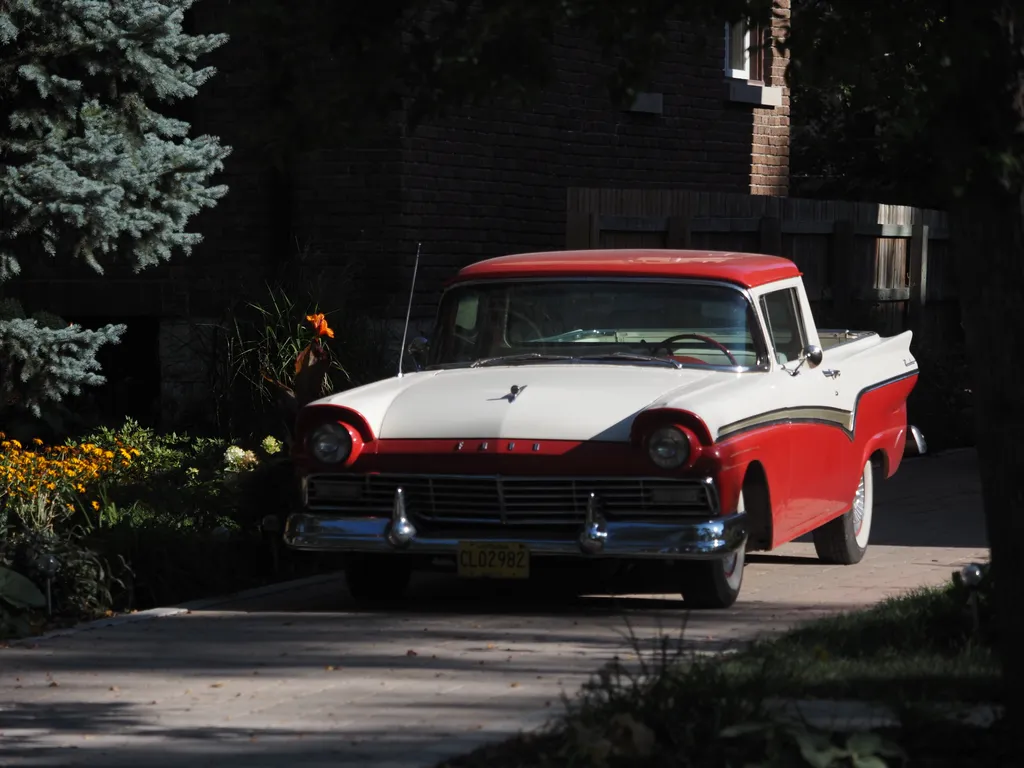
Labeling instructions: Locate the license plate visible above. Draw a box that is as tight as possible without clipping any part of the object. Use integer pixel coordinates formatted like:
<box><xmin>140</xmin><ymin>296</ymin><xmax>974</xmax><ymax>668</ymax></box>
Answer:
<box><xmin>457</xmin><ymin>542</ymin><xmax>530</xmax><ymax>579</ymax></box>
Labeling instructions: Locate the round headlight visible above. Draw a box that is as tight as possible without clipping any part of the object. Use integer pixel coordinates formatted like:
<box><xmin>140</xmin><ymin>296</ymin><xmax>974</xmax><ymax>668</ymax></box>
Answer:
<box><xmin>309</xmin><ymin>423</ymin><xmax>353</xmax><ymax>464</ymax></box>
<box><xmin>647</xmin><ymin>426</ymin><xmax>691</xmax><ymax>469</ymax></box>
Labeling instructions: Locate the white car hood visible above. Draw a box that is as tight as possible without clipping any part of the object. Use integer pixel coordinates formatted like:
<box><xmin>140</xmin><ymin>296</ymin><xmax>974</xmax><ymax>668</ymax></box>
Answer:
<box><xmin>313</xmin><ymin>364</ymin><xmax>735</xmax><ymax>442</ymax></box>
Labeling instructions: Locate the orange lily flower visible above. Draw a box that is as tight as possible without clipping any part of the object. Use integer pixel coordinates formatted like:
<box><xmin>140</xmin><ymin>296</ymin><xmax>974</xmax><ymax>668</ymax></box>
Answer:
<box><xmin>306</xmin><ymin>313</ymin><xmax>334</xmax><ymax>339</ymax></box>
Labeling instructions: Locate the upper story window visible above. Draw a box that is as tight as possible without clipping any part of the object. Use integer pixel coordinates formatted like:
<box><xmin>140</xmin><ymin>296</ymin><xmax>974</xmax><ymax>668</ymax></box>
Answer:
<box><xmin>725</xmin><ymin>19</ymin><xmax>767</xmax><ymax>83</ymax></box>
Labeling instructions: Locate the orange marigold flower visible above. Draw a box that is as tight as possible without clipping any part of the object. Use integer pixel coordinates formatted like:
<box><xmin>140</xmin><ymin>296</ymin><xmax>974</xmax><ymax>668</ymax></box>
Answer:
<box><xmin>306</xmin><ymin>313</ymin><xmax>335</xmax><ymax>339</ymax></box>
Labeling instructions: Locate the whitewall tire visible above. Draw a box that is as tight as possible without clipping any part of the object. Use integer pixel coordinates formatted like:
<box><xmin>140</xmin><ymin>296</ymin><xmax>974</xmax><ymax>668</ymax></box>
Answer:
<box><xmin>812</xmin><ymin>460</ymin><xmax>874</xmax><ymax>565</ymax></box>
<box><xmin>676</xmin><ymin>489</ymin><xmax>746</xmax><ymax>609</ymax></box>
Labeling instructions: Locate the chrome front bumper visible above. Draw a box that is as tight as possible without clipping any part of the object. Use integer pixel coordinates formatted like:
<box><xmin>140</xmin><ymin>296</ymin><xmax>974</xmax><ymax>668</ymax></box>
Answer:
<box><xmin>284</xmin><ymin>487</ymin><xmax>747</xmax><ymax>560</ymax></box>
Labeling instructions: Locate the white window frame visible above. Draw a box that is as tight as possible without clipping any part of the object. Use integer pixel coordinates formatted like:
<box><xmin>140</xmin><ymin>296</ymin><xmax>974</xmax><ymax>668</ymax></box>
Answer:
<box><xmin>724</xmin><ymin>20</ymin><xmax>751</xmax><ymax>81</ymax></box>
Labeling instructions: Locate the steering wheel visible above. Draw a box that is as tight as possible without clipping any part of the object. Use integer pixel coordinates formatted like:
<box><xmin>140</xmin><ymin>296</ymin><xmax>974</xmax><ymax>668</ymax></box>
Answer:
<box><xmin>650</xmin><ymin>333</ymin><xmax>739</xmax><ymax>367</ymax></box>
<box><xmin>506</xmin><ymin>310</ymin><xmax>546</xmax><ymax>343</ymax></box>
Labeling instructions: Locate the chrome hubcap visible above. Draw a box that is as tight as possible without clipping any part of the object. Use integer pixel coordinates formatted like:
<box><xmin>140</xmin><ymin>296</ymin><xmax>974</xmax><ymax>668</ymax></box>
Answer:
<box><xmin>852</xmin><ymin>474</ymin><xmax>867</xmax><ymax>536</ymax></box>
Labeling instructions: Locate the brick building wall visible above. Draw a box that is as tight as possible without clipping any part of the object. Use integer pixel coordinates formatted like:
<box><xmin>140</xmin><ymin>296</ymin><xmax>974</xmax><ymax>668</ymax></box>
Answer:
<box><xmin>751</xmin><ymin>2</ymin><xmax>791</xmax><ymax>195</ymax></box>
<box><xmin>3</xmin><ymin>4</ymin><xmax>791</xmax><ymax>427</ymax></box>
<box><xmin>391</xmin><ymin>13</ymin><xmax>792</xmax><ymax>321</ymax></box>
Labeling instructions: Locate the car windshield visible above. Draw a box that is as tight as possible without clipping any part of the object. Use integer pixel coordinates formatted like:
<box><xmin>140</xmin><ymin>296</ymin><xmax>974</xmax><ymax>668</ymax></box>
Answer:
<box><xmin>428</xmin><ymin>279</ymin><xmax>769</xmax><ymax>370</ymax></box>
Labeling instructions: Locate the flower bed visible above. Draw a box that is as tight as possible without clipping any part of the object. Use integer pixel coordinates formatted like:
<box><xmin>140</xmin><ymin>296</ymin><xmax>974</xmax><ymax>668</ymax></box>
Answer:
<box><xmin>0</xmin><ymin>422</ymin><xmax>333</xmax><ymax>639</ymax></box>
<box><xmin>0</xmin><ymin>302</ymin><xmax>388</xmax><ymax>639</ymax></box>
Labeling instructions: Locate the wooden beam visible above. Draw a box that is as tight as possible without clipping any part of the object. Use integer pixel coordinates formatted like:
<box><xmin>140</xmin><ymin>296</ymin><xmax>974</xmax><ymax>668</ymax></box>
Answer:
<box><xmin>597</xmin><ymin>215</ymin><xmax>668</xmax><ymax>233</ymax></box>
<box><xmin>860</xmin><ymin>287</ymin><xmax>911</xmax><ymax>302</ymax></box>
<box><xmin>854</xmin><ymin>223</ymin><xmax>912</xmax><ymax>238</ymax></box>
<box><xmin>909</xmin><ymin>222</ymin><xmax>930</xmax><ymax>308</ymax></box>
<box><xmin>780</xmin><ymin>220</ymin><xmax>836</xmax><ymax>235</ymax></box>
<box><xmin>689</xmin><ymin>217</ymin><xmax>760</xmax><ymax>233</ymax></box>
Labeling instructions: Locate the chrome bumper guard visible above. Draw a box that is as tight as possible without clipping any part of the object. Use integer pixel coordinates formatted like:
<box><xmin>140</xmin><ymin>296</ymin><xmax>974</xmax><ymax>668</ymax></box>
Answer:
<box><xmin>284</xmin><ymin>487</ymin><xmax>747</xmax><ymax>560</ymax></box>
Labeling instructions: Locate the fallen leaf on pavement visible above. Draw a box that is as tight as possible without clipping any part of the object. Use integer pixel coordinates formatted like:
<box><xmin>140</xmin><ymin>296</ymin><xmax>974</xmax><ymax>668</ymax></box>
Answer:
<box><xmin>48</xmin><ymin>681</ymin><xmax>59</xmax><ymax>688</ymax></box>
<box><xmin>109</xmin><ymin>686</ymin><xmax>119</xmax><ymax>692</ymax></box>
<box><xmin>510</xmin><ymin>682</ymin><xmax>520</xmax><ymax>688</ymax></box>
<box><xmin>211</xmin><ymin>683</ymin><xmax>224</xmax><ymax>688</ymax></box>
<box><xmin>406</xmin><ymin>650</ymin><xmax>418</xmax><ymax>657</ymax></box>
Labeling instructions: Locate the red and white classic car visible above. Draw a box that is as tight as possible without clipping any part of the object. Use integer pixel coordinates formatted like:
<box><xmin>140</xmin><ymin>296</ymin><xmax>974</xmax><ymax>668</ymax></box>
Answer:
<box><xmin>284</xmin><ymin>249</ymin><xmax>924</xmax><ymax>609</ymax></box>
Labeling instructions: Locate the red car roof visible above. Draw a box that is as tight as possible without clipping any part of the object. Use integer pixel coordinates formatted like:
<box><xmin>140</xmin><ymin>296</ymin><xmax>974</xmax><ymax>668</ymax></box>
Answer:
<box><xmin>450</xmin><ymin>249</ymin><xmax>802</xmax><ymax>289</ymax></box>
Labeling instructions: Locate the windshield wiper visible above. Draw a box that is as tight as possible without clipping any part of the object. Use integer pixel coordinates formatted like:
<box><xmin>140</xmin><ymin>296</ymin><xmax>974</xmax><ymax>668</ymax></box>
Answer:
<box><xmin>470</xmin><ymin>353</ymin><xmax>574</xmax><ymax>368</ymax></box>
<box><xmin>573</xmin><ymin>352</ymin><xmax>684</xmax><ymax>369</ymax></box>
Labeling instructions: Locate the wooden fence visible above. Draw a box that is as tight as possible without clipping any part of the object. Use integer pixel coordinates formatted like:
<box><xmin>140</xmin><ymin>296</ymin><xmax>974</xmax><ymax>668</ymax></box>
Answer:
<box><xmin>566</xmin><ymin>189</ymin><xmax>959</xmax><ymax>344</ymax></box>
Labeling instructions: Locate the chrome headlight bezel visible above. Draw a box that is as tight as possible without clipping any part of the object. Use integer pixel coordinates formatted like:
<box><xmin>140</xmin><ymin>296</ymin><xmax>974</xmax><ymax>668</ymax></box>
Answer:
<box><xmin>308</xmin><ymin>422</ymin><xmax>353</xmax><ymax>464</ymax></box>
<box><xmin>647</xmin><ymin>425</ymin><xmax>691</xmax><ymax>469</ymax></box>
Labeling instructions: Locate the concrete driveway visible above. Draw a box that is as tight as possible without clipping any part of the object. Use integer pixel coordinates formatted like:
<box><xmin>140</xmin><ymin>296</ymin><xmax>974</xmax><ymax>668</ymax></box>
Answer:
<box><xmin>0</xmin><ymin>450</ymin><xmax>989</xmax><ymax>767</ymax></box>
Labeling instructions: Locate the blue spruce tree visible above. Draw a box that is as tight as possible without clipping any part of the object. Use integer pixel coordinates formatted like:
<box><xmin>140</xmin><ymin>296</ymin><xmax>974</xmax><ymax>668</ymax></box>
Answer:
<box><xmin>0</xmin><ymin>1</ymin><xmax>230</xmax><ymax>418</ymax></box>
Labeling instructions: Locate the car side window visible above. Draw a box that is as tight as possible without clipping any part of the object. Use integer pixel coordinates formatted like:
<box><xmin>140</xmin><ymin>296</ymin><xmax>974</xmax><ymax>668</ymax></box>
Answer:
<box><xmin>759</xmin><ymin>288</ymin><xmax>806</xmax><ymax>364</ymax></box>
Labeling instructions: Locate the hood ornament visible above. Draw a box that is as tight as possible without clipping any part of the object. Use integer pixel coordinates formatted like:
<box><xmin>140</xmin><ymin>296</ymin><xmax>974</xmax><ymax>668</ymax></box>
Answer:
<box><xmin>508</xmin><ymin>384</ymin><xmax>525</xmax><ymax>403</ymax></box>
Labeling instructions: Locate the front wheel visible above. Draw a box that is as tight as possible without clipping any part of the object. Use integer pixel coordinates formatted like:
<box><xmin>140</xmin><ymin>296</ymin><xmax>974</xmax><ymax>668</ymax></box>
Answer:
<box><xmin>344</xmin><ymin>555</ymin><xmax>412</xmax><ymax>604</ymax></box>
<box><xmin>676</xmin><ymin>489</ymin><xmax>747</xmax><ymax>609</ymax></box>
<box><xmin>812</xmin><ymin>460</ymin><xmax>874</xmax><ymax>565</ymax></box>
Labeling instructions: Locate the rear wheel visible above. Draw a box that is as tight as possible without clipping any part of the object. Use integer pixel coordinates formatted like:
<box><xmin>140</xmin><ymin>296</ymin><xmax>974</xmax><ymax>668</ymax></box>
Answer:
<box><xmin>676</xmin><ymin>490</ymin><xmax>746</xmax><ymax>609</ymax></box>
<box><xmin>812</xmin><ymin>460</ymin><xmax>874</xmax><ymax>565</ymax></box>
<box><xmin>344</xmin><ymin>555</ymin><xmax>412</xmax><ymax>604</ymax></box>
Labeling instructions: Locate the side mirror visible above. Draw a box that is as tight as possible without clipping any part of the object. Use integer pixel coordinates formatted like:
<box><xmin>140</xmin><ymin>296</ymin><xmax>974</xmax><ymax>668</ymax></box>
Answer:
<box><xmin>784</xmin><ymin>343</ymin><xmax>824</xmax><ymax>377</ymax></box>
<box><xmin>802</xmin><ymin>344</ymin><xmax>823</xmax><ymax>368</ymax></box>
<box><xmin>407</xmin><ymin>336</ymin><xmax>429</xmax><ymax>370</ymax></box>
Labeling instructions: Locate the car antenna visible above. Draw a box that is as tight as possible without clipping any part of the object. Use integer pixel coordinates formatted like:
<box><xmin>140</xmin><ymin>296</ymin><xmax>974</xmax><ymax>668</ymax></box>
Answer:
<box><xmin>396</xmin><ymin>241</ymin><xmax>423</xmax><ymax>379</ymax></box>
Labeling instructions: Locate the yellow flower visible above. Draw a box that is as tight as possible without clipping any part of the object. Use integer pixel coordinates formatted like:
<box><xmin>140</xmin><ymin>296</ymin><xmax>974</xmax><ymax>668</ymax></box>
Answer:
<box><xmin>91</xmin><ymin>500</ymin><xmax>100</xmax><ymax>511</ymax></box>
<box><xmin>31</xmin><ymin>437</ymin><xmax>43</xmax><ymax>446</ymax></box>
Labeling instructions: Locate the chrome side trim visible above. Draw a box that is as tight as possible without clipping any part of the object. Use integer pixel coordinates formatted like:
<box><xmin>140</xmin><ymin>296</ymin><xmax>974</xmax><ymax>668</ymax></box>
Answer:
<box><xmin>717</xmin><ymin>370</ymin><xmax>920</xmax><ymax>441</ymax></box>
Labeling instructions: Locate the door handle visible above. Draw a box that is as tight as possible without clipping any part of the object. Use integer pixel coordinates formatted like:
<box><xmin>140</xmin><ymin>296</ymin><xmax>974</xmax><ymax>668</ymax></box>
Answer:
<box><xmin>822</xmin><ymin>369</ymin><xmax>841</xmax><ymax>379</ymax></box>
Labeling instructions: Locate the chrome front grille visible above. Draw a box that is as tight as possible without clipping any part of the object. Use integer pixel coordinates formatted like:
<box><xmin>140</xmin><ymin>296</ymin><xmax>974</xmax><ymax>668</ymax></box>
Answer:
<box><xmin>304</xmin><ymin>474</ymin><xmax>718</xmax><ymax>525</ymax></box>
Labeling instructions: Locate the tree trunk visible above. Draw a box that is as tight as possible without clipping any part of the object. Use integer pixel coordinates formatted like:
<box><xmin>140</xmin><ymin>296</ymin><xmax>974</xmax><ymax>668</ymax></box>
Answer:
<box><xmin>948</xmin><ymin>191</ymin><xmax>1024</xmax><ymax>741</ymax></box>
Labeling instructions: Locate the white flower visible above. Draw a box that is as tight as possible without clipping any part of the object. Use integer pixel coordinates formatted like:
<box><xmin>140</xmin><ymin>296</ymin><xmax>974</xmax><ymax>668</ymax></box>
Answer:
<box><xmin>224</xmin><ymin>445</ymin><xmax>258</xmax><ymax>472</ymax></box>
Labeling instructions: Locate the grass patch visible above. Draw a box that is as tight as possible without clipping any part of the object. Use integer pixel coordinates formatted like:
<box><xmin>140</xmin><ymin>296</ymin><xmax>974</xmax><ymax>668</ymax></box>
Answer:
<box><xmin>722</xmin><ymin>585</ymin><xmax>999</xmax><ymax>704</ymax></box>
<box><xmin>439</xmin><ymin>577</ymin><xmax>1002</xmax><ymax>768</ymax></box>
